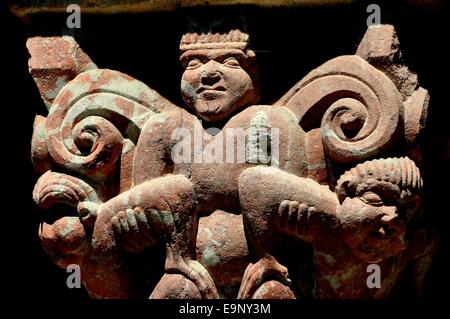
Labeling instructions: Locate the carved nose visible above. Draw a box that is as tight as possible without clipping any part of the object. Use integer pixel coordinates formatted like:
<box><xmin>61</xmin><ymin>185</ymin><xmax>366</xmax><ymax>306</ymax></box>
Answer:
<box><xmin>381</xmin><ymin>207</ymin><xmax>398</xmax><ymax>223</ymax></box>
<box><xmin>201</xmin><ymin>70</ymin><xmax>221</xmax><ymax>86</ymax></box>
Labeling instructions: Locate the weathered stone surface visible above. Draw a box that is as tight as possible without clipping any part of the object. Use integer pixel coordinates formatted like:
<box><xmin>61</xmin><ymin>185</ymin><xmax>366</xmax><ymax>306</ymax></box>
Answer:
<box><xmin>356</xmin><ymin>24</ymin><xmax>419</xmax><ymax>100</ymax></box>
<box><xmin>27</xmin><ymin>36</ymin><xmax>97</xmax><ymax>109</ymax></box>
<box><xmin>356</xmin><ymin>25</ymin><xmax>429</xmax><ymax>166</ymax></box>
<box><xmin>29</xmin><ymin>17</ymin><xmax>436</xmax><ymax>299</ymax></box>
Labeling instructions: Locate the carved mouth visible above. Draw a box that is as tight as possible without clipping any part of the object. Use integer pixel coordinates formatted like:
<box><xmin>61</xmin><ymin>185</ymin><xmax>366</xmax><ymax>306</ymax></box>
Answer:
<box><xmin>370</xmin><ymin>229</ymin><xmax>388</xmax><ymax>240</ymax></box>
<box><xmin>196</xmin><ymin>85</ymin><xmax>226</xmax><ymax>94</ymax></box>
<box><xmin>41</xmin><ymin>204</ymin><xmax>78</xmax><ymax>225</ymax></box>
<box><xmin>370</xmin><ymin>224</ymin><xmax>399</xmax><ymax>241</ymax></box>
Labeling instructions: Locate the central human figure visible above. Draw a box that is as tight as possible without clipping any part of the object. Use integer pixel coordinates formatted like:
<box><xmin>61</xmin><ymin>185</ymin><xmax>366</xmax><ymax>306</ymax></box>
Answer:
<box><xmin>91</xmin><ymin>16</ymin><xmax>308</xmax><ymax>299</ymax></box>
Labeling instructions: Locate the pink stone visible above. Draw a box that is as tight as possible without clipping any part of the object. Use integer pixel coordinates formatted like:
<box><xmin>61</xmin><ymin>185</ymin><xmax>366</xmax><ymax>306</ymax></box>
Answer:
<box><xmin>26</xmin><ymin>36</ymin><xmax>97</xmax><ymax>109</ymax></box>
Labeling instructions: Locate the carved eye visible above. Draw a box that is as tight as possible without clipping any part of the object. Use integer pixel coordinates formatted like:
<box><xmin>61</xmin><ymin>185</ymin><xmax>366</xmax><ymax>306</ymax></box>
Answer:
<box><xmin>186</xmin><ymin>59</ymin><xmax>202</xmax><ymax>69</ymax></box>
<box><xmin>223</xmin><ymin>57</ymin><xmax>241</xmax><ymax>68</ymax></box>
<box><xmin>361</xmin><ymin>191</ymin><xmax>383</xmax><ymax>206</ymax></box>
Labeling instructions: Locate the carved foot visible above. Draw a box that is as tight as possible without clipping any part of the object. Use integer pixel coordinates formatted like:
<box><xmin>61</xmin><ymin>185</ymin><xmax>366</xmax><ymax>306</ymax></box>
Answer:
<box><xmin>237</xmin><ymin>255</ymin><xmax>291</xmax><ymax>299</ymax></box>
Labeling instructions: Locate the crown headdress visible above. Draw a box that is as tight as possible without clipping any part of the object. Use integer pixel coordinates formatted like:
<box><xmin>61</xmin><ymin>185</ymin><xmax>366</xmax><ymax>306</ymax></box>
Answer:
<box><xmin>180</xmin><ymin>16</ymin><xmax>250</xmax><ymax>53</ymax></box>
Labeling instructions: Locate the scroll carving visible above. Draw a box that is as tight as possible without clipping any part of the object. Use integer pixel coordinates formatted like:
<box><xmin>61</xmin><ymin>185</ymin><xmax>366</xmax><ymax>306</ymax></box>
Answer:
<box><xmin>278</xmin><ymin>55</ymin><xmax>404</xmax><ymax>164</ymax></box>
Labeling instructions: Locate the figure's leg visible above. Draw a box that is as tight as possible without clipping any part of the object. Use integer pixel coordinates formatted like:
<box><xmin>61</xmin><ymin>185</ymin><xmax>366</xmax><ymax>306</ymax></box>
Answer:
<box><xmin>238</xmin><ymin>200</ymin><xmax>316</xmax><ymax>298</ymax></box>
<box><xmin>237</xmin><ymin>167</ymin><xmax>293</xmax><ymax>299</ymax></box>
<box><xmin>92</xmin><ymin>174</ymin><xmax>218</xmax><ymax>299</ymax></box>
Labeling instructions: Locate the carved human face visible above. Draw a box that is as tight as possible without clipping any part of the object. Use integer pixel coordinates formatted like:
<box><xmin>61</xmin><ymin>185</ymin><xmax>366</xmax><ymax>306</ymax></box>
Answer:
<box><xmin>338</xmin><ymin>180</ymin><xmax>421</xmax><ymax>263</ymax></box>
<box><xmin>180</xmin><ymin>48</ymin><xmax>258</xmax><ymax>122</ymax></box>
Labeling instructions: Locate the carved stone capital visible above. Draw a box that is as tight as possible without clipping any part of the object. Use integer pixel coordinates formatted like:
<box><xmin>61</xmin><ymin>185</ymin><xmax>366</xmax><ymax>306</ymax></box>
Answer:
<box><xmin>28</xmin><ymin>18</ymin><xmax>437</xmax><ymax>299</ymax></box>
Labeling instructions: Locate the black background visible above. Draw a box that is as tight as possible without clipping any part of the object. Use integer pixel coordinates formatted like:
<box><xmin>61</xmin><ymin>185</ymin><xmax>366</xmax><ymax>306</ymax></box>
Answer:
<box><xmin>2</xmin><ymin>0</ymin><xmax>449</xmax><ymax>310</ymax></box>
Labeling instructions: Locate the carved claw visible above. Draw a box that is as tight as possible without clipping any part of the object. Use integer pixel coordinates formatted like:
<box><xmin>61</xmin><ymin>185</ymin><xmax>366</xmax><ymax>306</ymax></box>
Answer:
<box><xmin>237</xmin><ymin>255</ymin><xmax>291</xmax><ymax>299</ymax></box>
<box><xmin>164</xmin><ymin>247</ymin><xmax>219</xmax><ymax>299</ymax></box>
<box><xmin>111</xmin><ymin>207</ymin><xmax>157</xmax><ymax>253</ymax></box>
<box><xmin>185</xmin><ymin>259</ymin><xmax>219</xmax><ymax>299</ymax></box>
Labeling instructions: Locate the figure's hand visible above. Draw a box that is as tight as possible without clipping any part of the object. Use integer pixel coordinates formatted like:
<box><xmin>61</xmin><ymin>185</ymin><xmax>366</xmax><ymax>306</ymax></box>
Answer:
<box><xmin>277</xmin><ymin>200</ymin><xmax>316</xmax><ymax>240</ymax></box>
<box><xmin>78</xmin><ymin>201</ymin><xmax>100</xmax><ymax>230</ymax></box>
<box><xmin>237</xmin><ymin>255</ymin><xmax>291</xmax><ymax>299</ymax></box>
<box><xmin>111</xmin><ymin>207</ymin><xmax>157</xmax><ymax>253</ymax></box>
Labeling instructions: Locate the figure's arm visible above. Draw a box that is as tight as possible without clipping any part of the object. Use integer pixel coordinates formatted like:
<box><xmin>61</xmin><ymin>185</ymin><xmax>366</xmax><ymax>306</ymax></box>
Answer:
<box><xmin>237</xmin><ymin>166</ymin><xmax>339</xmax><ymax>298</ymax></box>
<box><xmin>132</xmin><ymin>109</ymin><xmax>186</xmax><ymax>185</ymax></box>
<box><xmin>93</xmin><ymin>174</ymin><xmax>197</xmax><ymax>256</ymax></box>
<box><xmin>239</xmin><ymin>166</ymin><xmax>339</xmax><ymax>255</ymax></box>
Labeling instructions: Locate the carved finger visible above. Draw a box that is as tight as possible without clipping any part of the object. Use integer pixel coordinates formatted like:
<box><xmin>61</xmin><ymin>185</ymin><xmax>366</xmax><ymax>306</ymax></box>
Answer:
<box><xmin>125</xmin><ymin>208</ymin><xmax>139</xmax><ymax>234</ymax></box>
<box><xmin>118</xmin><ymin>210</ymin><xmax>130</xmax><ymax>233</ymax></box>
<box><xmin>111</xmin><ymin>216</ymin><xmax>122</xmax><ymax>235</ymax></box>
<box><xmin>242</xmin><ymin>262</ymin><xmax>254</xmax><ymax>286</ymax></box>
<box><xmin>288</xmin><ymin>201</ymin><xmax>299</xmax><ymax>229</ymax></box>
<box><xmin>135</xmin><ymin>210</ymin><xmax>156</xmax><ymax>246</ymax></box>
<box><xmin>297</xmin><ymin>203</ymin><xmax>309</xmax><ymax>237</ymax></box>
<box><xmin>238</xmin><ymin>261</ymin><xmax>266</xmax><ymax>299</ymax></box>
<box><xmin>146</xmin><ymin>208</ymin><xmax>163</xmax><ymax>234</ymax></box>
<box><xmin>135</xmin><ymin>210</ymin><xmax>151</xmax><ymax>236</ymax></box>
<box><xmin>165</xmin><ymin>253</ymin><xmax>218</xmax><ymax>299</ymax></box>
<box><xmin>271</xmin><ymin>262</ymin><xmax>289</xmax><ymax>284</ymax></box>
<box><xmin>278</xmin><ymin>200</ymin><xmax>290</xmax><ymax>228</ymax></box>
